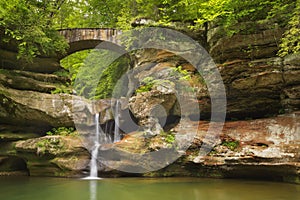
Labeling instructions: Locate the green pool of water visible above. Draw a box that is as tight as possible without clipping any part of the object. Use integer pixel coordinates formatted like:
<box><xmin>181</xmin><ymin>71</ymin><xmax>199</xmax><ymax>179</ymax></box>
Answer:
<box><xmin>0</xmin><ymin>177</ymin><xmax>299</xmax><ymax>200</ymax></box>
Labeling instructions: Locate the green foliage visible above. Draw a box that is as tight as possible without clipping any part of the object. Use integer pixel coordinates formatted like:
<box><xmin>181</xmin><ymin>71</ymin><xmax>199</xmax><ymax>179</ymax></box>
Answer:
<box><xmin>1</xmin><ymin>0</ymin><xmax>298</xmax><ymax>71</ymax></box>
<box><xmin>135</xmin><ymin>65</ymin><xmax>195</xmax><ymax>94</ymax></box>
<box><xmin>94</xmin><ymin>56</ymin><xmax>130</xmax><ymax>99</ymax></box>
<box><xmin>160</xmin><ymin>130</ymin><xmax>175</xmax><ymax>144</ymax></box>
<box><xmin>171</xmin><ymin>66</ymin><xmax>191</xmax><ymax>81</ymax></box>
<box><xmin>0</xmin><ymin>0</ymin><xmax>69</xmax><ymax>61</ymax></box>
<box><xmin>50</xmin><ymin>87</ymin><xmax>71</xmax><ymax>95</ymax></box>
<box><xmin>53</xmin><ymin>0</ymin><xmax>93</xmax><ymax>29</ymax></box>
<box><xmin>171</xmin><ymin>66</ymin><xmax>196</xmax><ymax>93</ymax></box>
<box><xmin>278</xmin><ymin>0</ymin><xmax>300</xmax><ymax>57</ymax></box>
<box><xmin>53</xmin><ymin>70</ymin><xmax>70</xmax><ymax>78</ymax></box>
<box><xmin>136</xmin><ymin>84</ymin><xmax>154</xmax><ymax>93</ymax></box>
<box><xmin>61</xmin><ymin>49</ymin><xmax>130</xmax><ymax>99</ymax></box>
<box><xmin>51</xmin><ymin>69</ymin><xmax>72</xmax><ymax>94</ymax></box>
<box><xmin>136</xmin><ymin>77</ymin><xmax>155</xmax><ymax>93</ymax></box>
<box><xmin>164</xmin><ymin>134</ymin><xmax>175</xmax><ymax>144</ymax></box>
<box><xmin>60</xmin><ymin>50</ymin><xmax>90</xmax><ymax>83</ymax></box>
<box><xmin>36</xmin><ymin>137</ymin><xmax>64</xmax><ymax>155</ymax></box>
<box><xmin>221</xmin><ymin>140</ymin><xmax>239</xmax><ymax>151</ymax></box>
<box><xmin>84</xmin><ymin>0</ymin><xmax>283</xmax><ymax>30</ymax></box>
<box><xmin>46</xmin><ymin>127</ymin><xmax>77</xmax><ymax>136</ymax></box>
<box><xmin>51</xmin><ymin>84</ymin><xmax>72</xmax><ymax>94</ymax></box>
<box><xmin>91</xmin><ymin>0</ymin><xmax>298</xmax><ymax>55</ymax></box>
<box><xmin>135</xmin><ymin>77</ymin><xmax>176</xmax><ymax>93</ymax></box>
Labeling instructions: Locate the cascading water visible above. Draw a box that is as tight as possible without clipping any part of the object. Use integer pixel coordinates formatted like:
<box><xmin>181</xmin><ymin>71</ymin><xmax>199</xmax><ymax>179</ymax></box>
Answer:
<box><xmin>114</xmin><ymin>100</ymin><xmax>121</xmax><ymax>142</ymax></box>
<box><xmin>84</xmin><ymin>113</ymin><xmax>101</xmax><ymax>179</ymax></box>
<box><xmin>90</xmin><ymin>113</ymin><xmax>100</xmax><ymax>178</ymax></box>
<box><xmin>84</xmin><ymin>100</ymin><xmax>121</xmax><ymax>179</ymax></box>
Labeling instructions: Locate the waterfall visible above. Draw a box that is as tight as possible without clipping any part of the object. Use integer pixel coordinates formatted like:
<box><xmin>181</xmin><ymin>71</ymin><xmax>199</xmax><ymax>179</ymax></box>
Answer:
<box><xmin>90</xmin><ymin>113</ymin><xmax>100</xmax><ymax>178</ymax></box>
<box><xmin>95</xmin><ymin>113</ymin><xmax>100</xmax><ymax>145</ymax></box>
<box><xmin>114</xmin><ymin>100</ymin><xmax>121</xmax><ymax>142</ymax></box>
<box><xmin>89</xmin><ymin>144</ymin><xmax>99</xmax><ymax>178</ymax></box>
<box><xmin>83</xmin><ymin>113</ymin><xmax>101</xmax><ymax>180</ymax></box>
<box><xmin>84</xmin><ymin>100</ymin><xmax>121</xmax><ymax>179</ymax></box>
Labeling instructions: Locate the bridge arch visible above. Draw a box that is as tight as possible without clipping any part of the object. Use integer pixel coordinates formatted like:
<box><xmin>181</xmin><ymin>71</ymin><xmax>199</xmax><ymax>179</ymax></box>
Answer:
<box><xmin>59</xmin><ymin>28</ymin><xmax>124</xmax><ymax>56</ymax></box>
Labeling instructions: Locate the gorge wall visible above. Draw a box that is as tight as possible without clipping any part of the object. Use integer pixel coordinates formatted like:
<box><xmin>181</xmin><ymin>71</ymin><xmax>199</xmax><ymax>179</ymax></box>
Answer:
<box><xmin>0</xmin><ymin>21</ymin><xmax>299</xmax><ymax>183</ymax></box>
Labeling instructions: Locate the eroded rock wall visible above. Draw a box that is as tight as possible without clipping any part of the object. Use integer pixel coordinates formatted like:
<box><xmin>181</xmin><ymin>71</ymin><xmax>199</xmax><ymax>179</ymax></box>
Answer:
<box><xmin>0</xmin><ymin>21</ymin><xmax>299</xmax><ymax>181</ymax></box>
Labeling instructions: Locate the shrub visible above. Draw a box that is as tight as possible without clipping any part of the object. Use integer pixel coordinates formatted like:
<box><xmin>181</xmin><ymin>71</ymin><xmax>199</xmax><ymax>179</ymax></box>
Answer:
<box><xmin>221</xmin><ymin>140</ymin><xmax>239</xmax><ymax>151</ymax></box>
<box><xmin>46</xmin><ymin>127</ymin><xmax>77</xmax><ymax>136</ymax></box>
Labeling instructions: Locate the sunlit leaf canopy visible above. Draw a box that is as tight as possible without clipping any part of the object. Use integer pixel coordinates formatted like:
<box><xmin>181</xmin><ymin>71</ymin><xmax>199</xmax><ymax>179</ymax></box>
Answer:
<box><xmin>0</xmin><ymin>0</ymin><xmax>299</xmax><ymax>59</ymax></box>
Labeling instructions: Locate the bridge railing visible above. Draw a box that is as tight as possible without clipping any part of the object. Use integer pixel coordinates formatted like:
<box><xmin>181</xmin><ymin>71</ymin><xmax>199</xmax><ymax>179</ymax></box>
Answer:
<box><xmin>59</xmin><ymin>28</ymin><xmax>122</xmax><ymax>44</ymax></box>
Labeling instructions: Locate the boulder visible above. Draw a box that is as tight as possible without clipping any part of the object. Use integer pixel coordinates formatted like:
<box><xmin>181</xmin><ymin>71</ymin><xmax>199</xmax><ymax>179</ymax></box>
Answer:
<box><xmin>129</xmin><ymin>82</ymin><xmax>177</xmax><ymax>131</ymax></box>
<box><xmin>15</xmin><ymin>135</ymin><xmax>90</xmax><ymax>177</ymax></box>
<box><xmin>1</xmin><ymin>101</ymin><xmax>299</xmax><ymax>183</ymax></box>
<box><xmin>0</xmin><ymin>85</ymin><xmax>74</xmax><ymax>131</ymax></box>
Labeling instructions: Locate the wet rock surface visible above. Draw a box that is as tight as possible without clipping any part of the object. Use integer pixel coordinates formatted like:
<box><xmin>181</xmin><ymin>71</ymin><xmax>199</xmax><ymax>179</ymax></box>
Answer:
<box><xmin>8</xmin><ymin>113</ymin><xmax>298</xmax><ymax>182</ymax></box>
<box><xmin>101</xmin><ymin>113</ymin><xmax>300</xmax><ymax>183</ymax></box>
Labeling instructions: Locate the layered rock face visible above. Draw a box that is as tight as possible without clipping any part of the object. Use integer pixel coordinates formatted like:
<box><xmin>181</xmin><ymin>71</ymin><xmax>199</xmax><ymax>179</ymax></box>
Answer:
<box><xmin>0</xmin><ymin>21</ymin><xmax>299</xmax><ymax>183</ymax></box>
<box><xmin>0</xmin><ymin>66</ymin><xmax>123</xmax><ymax>176</ymax></box>
<box><xmin>0</xmin><ymin>49</ymin><xmax>62</xmax><ymax>73</ymax></box>
<box><xmin>127</xmin><ymin>22</ymin><xmax>300</xmax><ymax>120</ymax></box>
<box><xmin>99</xmin><ymin>112</ymin><xmax>300</xmax><ymax>183</ymax></box>
<box><xmin>208</xmin><ymin>21</ymin><xmax>300</xmax><ymax>117</ymax></box>
<box><xmin>94</xmin><ymin>41</ymin><xmax>300</xmax><ymax>182</ymax></box>
<box><xmin>220</xmin><ymin>55</ymin><xmax>300</xmax><ymax>118</ymax></box>
<box><xmin>208</xmin><ymin>21</ymin><xmax>284</xmax><ymax>63</ymax></box>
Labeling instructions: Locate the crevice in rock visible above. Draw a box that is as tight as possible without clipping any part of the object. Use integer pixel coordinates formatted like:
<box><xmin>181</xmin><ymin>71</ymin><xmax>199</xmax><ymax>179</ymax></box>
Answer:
<box><xmin>0</xmin><ymin>156</ymin><xmax>29</xmax><ymax>176</ymax></box>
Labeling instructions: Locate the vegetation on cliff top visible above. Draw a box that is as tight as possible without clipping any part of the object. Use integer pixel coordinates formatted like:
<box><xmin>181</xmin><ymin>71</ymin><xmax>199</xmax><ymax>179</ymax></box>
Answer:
<box><xmin>0</xmin><ymin>0</ymin><xmax>299</xmax><ymax>60</ymax></box>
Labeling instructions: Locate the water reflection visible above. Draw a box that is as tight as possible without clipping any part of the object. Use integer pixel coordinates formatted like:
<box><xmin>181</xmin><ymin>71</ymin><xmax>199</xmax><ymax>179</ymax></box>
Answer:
<box><xmin>89</xmin><ymin>180</ymin><xmax>98</xmax><ymax>200</ymax></box>
<box><xmin>0</xmin><ymin>177</ymin><xmax>300</xmax><ymax>200</ymax></box>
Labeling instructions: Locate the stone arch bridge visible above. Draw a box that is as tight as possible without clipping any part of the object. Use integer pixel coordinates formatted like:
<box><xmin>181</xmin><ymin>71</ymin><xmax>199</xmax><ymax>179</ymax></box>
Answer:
<box><xmin>0</xmin><ymin>28</ymin><xmax>123</xmax><ymax>73</ymax></box>
<box><xmin>59</xmin><ymin>28</ymin><xmax>123</xmax><ymax>56</ymax></box>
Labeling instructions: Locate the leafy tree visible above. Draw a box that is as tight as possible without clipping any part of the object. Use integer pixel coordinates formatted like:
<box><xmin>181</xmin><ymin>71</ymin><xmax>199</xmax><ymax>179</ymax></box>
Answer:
<box><xmin>0</xmin><ymin>0</ymin><xmax>71</xmax><ymax>61</ymax></box>
<box><xmin>1</xmin><ymin>0</ymin><xmax>299</xmax><ymax>67</ymax></box>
